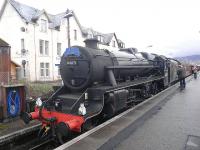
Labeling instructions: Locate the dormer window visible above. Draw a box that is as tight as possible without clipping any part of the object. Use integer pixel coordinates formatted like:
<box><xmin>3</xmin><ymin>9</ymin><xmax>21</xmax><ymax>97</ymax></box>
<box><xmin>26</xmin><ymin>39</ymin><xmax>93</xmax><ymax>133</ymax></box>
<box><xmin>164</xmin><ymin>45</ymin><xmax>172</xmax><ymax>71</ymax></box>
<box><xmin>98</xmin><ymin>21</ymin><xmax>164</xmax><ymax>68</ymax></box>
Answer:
<box><xmin>74</xmin><ymin>29</ymin><xmax>77</xmax><ymax>40</ymax></box>
<box><xmin>97</xmin><ymin>35</ymin><xmax>103</xmax><ymax>43</ymax></box>
<box><xmin>112</xmin><ymin>40</ymin><xmax>116</xmax><ymax>47</ymax></box>
<box><xmin>41</xmin><ymin>19</ymin><xmax>47</xmax><ymax>32</ymax></box>
<box><xmin>88</xmin><ymin>34</ymin><xmax>93</xmax><ymax>39</ymax></box>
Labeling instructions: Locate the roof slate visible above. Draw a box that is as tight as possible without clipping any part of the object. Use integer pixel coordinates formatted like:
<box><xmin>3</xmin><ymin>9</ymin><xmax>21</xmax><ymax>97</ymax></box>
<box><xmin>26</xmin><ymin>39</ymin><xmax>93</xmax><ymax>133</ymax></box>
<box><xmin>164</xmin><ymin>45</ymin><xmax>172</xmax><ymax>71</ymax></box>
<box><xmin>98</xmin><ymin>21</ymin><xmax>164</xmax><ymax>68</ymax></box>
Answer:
<box><xmin>8</xmin><ymin>0</ymin><xmax>68</xmax><ymax>30</ymax></box>
<box><xmin>9</xmin><ymin>0</ymin><xmax>39</xmax><ymax>23</ymax></box>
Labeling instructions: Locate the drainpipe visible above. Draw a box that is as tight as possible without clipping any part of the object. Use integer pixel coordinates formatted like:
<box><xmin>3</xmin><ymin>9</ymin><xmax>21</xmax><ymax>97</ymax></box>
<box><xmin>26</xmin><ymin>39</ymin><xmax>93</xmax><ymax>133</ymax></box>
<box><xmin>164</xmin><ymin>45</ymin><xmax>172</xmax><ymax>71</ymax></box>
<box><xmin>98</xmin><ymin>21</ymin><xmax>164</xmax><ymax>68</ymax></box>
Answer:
<box><xmin>51</xmin><ymin>30</ymin><xmax>54</xmax><ymax>81</ymax></box>
<box><xmin>65</xmin><ymin>10</ymin><xmax>73</xmax><ymax>48</ymax></box>
<box><xmin>67</xmin><ymin>17</ymin><xmax>70</xmax><ymax>48</ymax></box>
<box><xmin>34</xmin><ymin>25</ymin><xmax>37</xmax><ymax>81</ymax></box>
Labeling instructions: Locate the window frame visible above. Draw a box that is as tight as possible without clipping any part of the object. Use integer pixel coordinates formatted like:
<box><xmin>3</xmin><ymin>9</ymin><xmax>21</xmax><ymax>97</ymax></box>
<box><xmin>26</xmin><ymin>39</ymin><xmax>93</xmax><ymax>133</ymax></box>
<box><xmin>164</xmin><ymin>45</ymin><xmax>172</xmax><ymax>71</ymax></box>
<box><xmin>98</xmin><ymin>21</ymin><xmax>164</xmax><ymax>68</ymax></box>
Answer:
<box><xmin>39</xmin><ymin>40</ymin><xmax>49</xmax><ymax>56</ymax></box>
<box><xmin>74</xmin><ymin>29</ymin><xmax>77</xmax><ymax>40</ymax></box>
<box><xmin>41</xmin><ymin>19</ymin><xmax>47</xmax><ymax>32</ymax></box>
<box><xmin>39</xmin><ymin>40</ymin><xmax>44</xmax><ymax>55</ymax></box>
<box><xmin>21</xmin><ymin>38</ymin><xmax>25</xmax><ymax>50</ymax></box>
<box><xmin>45</xmin><ymin>63</ymin><xmax>49</xmax><ymax>77</ymax></box>
<box><xmin>45</xmin><ymin>41</ymin><xmax>49</xmax><ymax>55</ymax></box>
<box><xmin>40</xmin><ymin>62</ymin><xmax>50</xmax><ymax>77</ymax></box>
<box><xmin>40</xmin><ymin>62</ymin><xmax>45</xmax><ymax>77</ymax></box>
<box><xmin>112</xmin><ymin>40</ymin><xmax>116</xmax><ymax>47</ymax></box>
<box><xmin>57</xmin><ymin>43</ymin><xmax>62</xmax><ymax>56</ymax></box>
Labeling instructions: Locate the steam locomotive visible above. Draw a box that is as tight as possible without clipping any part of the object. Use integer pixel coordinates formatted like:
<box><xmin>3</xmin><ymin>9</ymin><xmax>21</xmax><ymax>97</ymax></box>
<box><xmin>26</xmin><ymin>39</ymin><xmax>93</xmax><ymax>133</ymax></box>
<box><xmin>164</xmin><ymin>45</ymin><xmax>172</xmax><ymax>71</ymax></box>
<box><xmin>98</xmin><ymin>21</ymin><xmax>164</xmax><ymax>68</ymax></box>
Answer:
<box><xmin>21</xmin><ymin>45</ymin><xmax>183</xmax><ymax>143</ymax></box>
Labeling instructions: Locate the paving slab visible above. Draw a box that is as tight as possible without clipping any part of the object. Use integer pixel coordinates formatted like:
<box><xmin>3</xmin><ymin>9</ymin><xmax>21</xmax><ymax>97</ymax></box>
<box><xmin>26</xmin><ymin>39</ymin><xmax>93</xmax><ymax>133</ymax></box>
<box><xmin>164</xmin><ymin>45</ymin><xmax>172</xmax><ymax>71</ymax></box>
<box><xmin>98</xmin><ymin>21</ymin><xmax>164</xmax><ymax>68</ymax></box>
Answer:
<box><xmin>114</xmin><ymin>75</ymin><xmax>200</xmax><ymax>150</ymax></box>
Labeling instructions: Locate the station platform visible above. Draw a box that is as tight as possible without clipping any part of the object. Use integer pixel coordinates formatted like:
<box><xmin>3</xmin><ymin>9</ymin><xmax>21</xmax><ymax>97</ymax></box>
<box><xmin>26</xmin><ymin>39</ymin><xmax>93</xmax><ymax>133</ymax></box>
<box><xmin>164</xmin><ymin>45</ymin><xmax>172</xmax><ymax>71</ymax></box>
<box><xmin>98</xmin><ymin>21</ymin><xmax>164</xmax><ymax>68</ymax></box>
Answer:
<box><xmin>114</xmin><ymin>75</ymin><xmax>200</xmax><ymax>150</ymax></box>
<box><xmin>56</xmin><ymin>75</ymin><xmax>199</xmax><ymax>150</ymax></box>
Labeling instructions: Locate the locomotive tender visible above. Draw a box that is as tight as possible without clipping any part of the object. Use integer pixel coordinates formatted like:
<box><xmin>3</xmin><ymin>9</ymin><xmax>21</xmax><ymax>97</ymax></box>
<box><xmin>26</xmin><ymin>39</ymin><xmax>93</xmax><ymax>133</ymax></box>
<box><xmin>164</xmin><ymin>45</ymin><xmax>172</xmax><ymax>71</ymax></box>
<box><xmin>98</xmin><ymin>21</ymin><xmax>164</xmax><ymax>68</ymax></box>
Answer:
<box><xmin>21</xmin><ymin>45</ymin><xmax>181</xmax><ymax>143</ymax></box>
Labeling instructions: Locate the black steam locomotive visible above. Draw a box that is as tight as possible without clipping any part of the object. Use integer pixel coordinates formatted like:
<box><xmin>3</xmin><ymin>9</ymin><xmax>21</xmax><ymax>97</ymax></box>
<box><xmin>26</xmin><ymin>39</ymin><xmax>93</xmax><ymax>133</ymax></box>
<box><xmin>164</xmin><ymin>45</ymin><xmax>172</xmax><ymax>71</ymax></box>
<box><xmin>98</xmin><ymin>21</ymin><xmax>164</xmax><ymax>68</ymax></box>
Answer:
<box><xmin>22</xmin><ymin>45</ymin><xmax>181</xmax><ymax>143</ymax></box>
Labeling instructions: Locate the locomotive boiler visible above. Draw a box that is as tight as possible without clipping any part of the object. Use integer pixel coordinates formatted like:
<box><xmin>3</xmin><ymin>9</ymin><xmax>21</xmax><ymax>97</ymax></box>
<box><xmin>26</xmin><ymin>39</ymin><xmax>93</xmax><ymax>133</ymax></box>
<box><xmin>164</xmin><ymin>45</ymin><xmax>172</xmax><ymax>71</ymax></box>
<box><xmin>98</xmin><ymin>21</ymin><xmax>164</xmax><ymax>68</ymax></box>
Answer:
<box><xmin>21</xmin><ymin>45</ymin><xmax>182</xmax><ymax>144</ymax></box>
<box><xmin>60</xmin><ymin>46</ymin><xmax>159</xmax><ymax>91</ymax></box>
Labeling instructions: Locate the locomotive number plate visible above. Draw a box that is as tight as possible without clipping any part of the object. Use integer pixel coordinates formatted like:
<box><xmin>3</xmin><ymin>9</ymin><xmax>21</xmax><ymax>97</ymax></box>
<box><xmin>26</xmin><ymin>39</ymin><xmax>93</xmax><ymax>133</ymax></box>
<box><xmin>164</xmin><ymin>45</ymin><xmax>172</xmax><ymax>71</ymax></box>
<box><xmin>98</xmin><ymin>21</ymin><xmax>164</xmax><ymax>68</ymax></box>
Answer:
<box><xmin>66</xmin><ymin>60</ymin><xmax>77</xmax><ymax>65</ymax></box>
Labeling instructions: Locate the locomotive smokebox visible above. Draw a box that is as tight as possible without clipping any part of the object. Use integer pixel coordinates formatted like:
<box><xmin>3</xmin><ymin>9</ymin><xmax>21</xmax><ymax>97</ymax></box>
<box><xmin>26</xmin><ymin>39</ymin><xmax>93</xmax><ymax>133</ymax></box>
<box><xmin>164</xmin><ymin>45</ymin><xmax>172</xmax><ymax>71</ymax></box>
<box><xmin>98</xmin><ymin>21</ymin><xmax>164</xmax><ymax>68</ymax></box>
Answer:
<box><xmin>60</xmin><ymin>46</ymin><xmax>114</xmax><ymax>91</ymax></box>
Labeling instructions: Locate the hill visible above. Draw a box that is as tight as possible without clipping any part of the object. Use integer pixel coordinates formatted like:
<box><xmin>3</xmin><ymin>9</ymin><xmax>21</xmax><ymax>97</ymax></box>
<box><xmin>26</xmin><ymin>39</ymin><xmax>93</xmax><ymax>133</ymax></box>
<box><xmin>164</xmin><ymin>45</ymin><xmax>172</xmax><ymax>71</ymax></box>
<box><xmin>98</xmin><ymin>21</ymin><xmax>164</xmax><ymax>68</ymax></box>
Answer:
<box><xmin>175</xmin><ymin>55</ymin><xmax>200</xmax><ymax>64</ymax></box>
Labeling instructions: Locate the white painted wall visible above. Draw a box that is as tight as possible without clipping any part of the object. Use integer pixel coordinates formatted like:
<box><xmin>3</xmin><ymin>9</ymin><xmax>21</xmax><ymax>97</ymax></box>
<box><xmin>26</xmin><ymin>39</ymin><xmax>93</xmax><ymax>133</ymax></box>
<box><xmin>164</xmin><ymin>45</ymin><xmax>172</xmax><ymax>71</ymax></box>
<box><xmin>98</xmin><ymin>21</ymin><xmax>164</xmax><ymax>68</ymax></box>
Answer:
<box><xmin>0</xmin><ymin>2</ymin><xmax>32</xmax><ymax>79</ymax></box>
<box><xmin>0</xmin><ymin>2</ymin><xmax>69</xmax><ymax>81</ymax></box>
<box><xmin>0</xmin><ymin>2</ymin><xmax>122</xmax><ymax>82</ymax></box>
<box><xmin>69</xmin><ymin>16</ymin><xmax>85</xmax><ymax>47</ymax></box>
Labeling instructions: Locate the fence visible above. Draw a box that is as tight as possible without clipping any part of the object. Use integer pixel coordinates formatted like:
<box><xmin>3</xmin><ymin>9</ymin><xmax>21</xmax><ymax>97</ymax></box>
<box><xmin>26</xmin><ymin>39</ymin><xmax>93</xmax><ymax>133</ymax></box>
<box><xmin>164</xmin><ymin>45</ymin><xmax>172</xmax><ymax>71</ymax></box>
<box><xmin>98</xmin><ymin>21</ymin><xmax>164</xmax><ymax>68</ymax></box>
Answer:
<box><xmin>0</xmin><ymin>72</ymin><xmax>10</xmax><ymax>85</ymax></box>
<box><xmin>0</xmin><ymin>70</ymin><xmax>31</xmax><ymax>85</ymax></box>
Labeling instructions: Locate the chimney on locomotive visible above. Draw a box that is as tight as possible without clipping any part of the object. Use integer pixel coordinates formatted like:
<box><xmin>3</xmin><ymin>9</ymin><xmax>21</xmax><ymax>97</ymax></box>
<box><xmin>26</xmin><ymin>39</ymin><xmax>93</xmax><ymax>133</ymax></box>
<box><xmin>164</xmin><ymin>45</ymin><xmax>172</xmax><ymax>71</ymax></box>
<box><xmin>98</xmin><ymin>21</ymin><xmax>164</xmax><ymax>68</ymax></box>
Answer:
<box><xmin>84</xmin><ymin>38</ymin><xmax>99</xmax><ymax>49</ymax></box>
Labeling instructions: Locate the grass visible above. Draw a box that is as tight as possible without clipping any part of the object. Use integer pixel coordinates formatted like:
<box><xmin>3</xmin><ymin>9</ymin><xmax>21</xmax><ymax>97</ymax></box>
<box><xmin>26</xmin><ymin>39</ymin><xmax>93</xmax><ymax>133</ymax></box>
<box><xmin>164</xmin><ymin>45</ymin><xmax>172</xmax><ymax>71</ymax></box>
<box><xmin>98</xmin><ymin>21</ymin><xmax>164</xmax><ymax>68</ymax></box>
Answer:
<box><xmin>25</xmin><ymin>81</ymin><xmax>62</xmax><ymax>99</ymax></box>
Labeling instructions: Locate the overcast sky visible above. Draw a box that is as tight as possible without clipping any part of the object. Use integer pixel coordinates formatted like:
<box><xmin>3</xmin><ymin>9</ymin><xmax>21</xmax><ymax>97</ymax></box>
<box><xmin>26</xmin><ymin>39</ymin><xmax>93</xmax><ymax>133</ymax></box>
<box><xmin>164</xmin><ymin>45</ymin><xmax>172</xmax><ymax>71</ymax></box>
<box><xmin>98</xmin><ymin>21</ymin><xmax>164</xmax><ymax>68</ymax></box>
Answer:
<box><xmin>1</xmin><ymin>0</ymin><xmax>200</xmax><ymax>57</ymax></box>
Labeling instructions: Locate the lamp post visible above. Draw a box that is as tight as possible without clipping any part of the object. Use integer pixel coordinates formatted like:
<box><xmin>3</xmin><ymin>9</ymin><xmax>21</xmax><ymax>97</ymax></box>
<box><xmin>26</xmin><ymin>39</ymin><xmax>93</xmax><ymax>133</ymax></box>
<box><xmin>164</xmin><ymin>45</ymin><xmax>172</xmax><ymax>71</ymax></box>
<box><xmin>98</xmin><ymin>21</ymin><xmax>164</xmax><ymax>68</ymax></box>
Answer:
<box><xmin>65</xmin><ymin>10</ymin><xmax>73</xmax><ymax>48</ymax></box>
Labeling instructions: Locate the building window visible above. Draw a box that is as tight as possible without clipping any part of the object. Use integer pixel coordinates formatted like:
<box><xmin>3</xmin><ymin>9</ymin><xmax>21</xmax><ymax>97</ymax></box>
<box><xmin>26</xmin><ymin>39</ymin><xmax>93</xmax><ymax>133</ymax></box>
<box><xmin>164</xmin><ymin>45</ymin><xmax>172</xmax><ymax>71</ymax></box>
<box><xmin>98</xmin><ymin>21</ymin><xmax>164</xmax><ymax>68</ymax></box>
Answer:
<box><xmin>97</xmin><ymin>35</ymin><xmax>103</xmax><ymax>43</ymax></box>
<box><xmin>57</xmin><ymin>43</ymin><xmax>62</xmax><ymax>56</ymax></box>
<box><xmin>39</xmin><ymin>40</ymin><xmax>44</xmax><ymax>55</ymax></box>
<box><xmin>74</xmin><ymin>29</ymin><xmax>77</xmax><ymax>40</ymax></box>
<box><xmin>40</xmin><ymin>62</ymin><xmax>49</xmax><ymax>77</ymax></box>
<box><xmin>112</xmin><ymin>41</ymin><xmax>115</xmax><ymax>47</ymax></box>
<box><xmin>45</xmin><ymin>63</ymin><xmax>49</xmax><ymax>77</ymax></box>
<box><xmin>21</xmin><ymin>38</ymin><xmax>26</xmax><ymax>55</ymax></box>
<box><xmin>39</xmin><ymin>40</ymin><xmax>49</xmax><ymax>56</ymax></box>
<box><xmin>40</xmin><ymin>63</ymin><xmax>44</xmax><ymax>77</ymax></box>
<box><xmin>41</xmin><ymin>19</ymin><xmax>47</xmax><ymax>32</ymax></box>
<box><xmin>58</xmin><ymin>67</ymin><xmax>60</xmax><ymax>76</ymax></box>
<box><xmin>88</xmin><ymin>34</ymin><xmax>93</xmax><ymax>39</ymax></box>
<box><xmin>45</xmin><ymin>41</ymin><xmax>49</xmax><ymax>55</ymax></box>
<box><xmin>21</xmin><ymin>39</ymin><xmax>25</xmax><ymax>50</ymax></box>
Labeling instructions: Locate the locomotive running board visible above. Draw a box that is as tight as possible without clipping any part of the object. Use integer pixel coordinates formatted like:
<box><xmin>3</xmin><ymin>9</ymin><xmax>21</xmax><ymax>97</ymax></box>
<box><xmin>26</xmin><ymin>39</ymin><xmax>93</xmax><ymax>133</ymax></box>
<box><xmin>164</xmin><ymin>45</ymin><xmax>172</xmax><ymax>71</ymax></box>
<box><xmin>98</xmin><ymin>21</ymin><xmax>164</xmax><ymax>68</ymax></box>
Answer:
<box><xmin>105</xmin><ymin>65</ymin><xmax>157</xmax><ymax>69</ymax></box>
<box><xmin>91</xmin><ymin>75</ymin><xmax>164</xmax><ymax>93</ymax></box>
<box><xmin>83</xmin><ymin>75</ymin><xmax>164</xmax><ymax>120</ymax></box>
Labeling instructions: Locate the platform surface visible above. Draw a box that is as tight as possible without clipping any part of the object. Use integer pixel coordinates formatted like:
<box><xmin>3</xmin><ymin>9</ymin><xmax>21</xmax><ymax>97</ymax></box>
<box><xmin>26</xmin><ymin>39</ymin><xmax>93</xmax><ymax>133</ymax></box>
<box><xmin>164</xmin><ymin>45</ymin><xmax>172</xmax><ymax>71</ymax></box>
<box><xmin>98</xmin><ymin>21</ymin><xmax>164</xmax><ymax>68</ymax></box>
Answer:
<box><xmin>114</xmin><ymin>76</ymin><xmax>200</xmax><ymax>150</ymax></box>
<box><xmin>56</xmin><ymin>77</ymin><xmax>194</xmax><ymax>150</ymax></box>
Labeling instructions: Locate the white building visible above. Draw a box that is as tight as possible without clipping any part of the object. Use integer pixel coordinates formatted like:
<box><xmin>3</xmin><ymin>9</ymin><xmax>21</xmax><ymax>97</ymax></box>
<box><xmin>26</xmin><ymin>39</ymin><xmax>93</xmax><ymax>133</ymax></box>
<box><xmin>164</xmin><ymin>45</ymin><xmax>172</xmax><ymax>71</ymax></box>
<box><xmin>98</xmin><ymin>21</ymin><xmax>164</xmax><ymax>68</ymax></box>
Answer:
<box><xmin>0</xmin><ymin>0</ymin><xmax>125</xmax><ymax>82</ymax></box>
